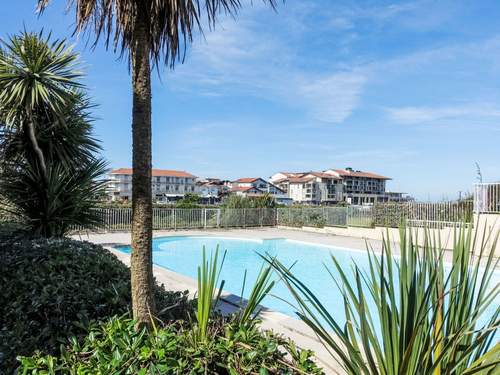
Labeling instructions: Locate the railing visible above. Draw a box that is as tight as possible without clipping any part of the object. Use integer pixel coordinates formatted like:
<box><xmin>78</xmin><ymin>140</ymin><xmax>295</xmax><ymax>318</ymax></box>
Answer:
<box><xmin>407</xmin><ymin>219</ymin><xmax>472</xmax><ymax>230</ymax></box>
<box><xmin>74</xmin><ymin>208</ymin><xmax>276</xmax><ymax>232</ymax></box>
<box><xmin>70</xmin><ymin>201</ymin><xmax>476</xmax><ymax>233</ymax></box>
<box><xmin>474</xmin><ymin>183</ymin><xmax>500</xmax><ymax>213</ymax></box>
<box><xmin>373</xmin><ymin>201</ymin><xmax>473</xmax><ymax>228</ymax></box>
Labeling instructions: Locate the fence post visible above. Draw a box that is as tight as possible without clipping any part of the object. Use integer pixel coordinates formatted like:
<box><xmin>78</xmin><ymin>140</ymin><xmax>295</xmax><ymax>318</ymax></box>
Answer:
<box><xmin>216</xmin><ymin>209</ymin><xmax>221</xmax><ymax>228</ymax></box>
<box><xmin>203</xmin><ymin>208</ymin><xmax>207</xmax><ymax>229</ymax></box>
<box><xmin>243</xmin><ymin>208</ymin><xmax>246</xmax><ymax>228</ymax></box>
<box><xmin>173</xmin><ymin>209</ymin><xmax>177</xmax><ymax>231</ymax></box>
<box><xmin>260</xmin><ymin>208</ymin><xmax>263</xmax><ymax>227</ymax></box>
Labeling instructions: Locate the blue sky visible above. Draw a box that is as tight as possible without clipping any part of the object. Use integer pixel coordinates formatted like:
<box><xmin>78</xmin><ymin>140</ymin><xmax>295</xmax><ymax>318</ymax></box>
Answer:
<box><xmin>2</xmin><ymin>1</ymin><xmax>500</xmax><ymax>200</ymax></box>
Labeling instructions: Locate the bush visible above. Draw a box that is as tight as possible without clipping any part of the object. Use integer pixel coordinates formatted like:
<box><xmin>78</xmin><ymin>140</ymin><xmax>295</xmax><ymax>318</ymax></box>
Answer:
<box><xmin>269</xmin><ymin>225</ymin><xmax>500</xmax><ymax>374</ymax></box>
<box><xmin>19</xmin><ymin>316</ymin><xmax>323</xmax><ymax>374</ymax></box>
<box><xmin>222</xmin><ymin>194</ymin><xmax>276</xmax><ymax>208</ymax></box>
<box><xmin>0</xmin><ymin>232</ymin><xmax>192</xmax><ymax>372</ymax></box>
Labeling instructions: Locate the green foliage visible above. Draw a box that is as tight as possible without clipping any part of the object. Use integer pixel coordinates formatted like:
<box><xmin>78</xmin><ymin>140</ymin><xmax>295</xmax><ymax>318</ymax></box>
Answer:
<box><xmin>0</xmin><ymin>31</ymin><xmax>107</xmax><ymax>237</ymax></box>
<box><xmin>16</xmin><ymin>242</ymin><xmax>321</xmax><ymax>374</ymax></box>
<box><xmin>0</xmin><ymin>231</ymin><xmax>192</xmax><ymax>372</ymax></box>
<box><xmin>223</xmin><ymin>193</ymin><xmax>277</xmax><ymax>209</ymax></box>
<box><xmin>268</xmin><ymin>225</ymin><xmax>500</xmax><ymax>374</ymax></box>
<box><xmin>238</xmin><ymin>263</ymin><xmax>276</xmax><ymax>325</ymax></box>
<box><xmin>19</xmin><ymin>315</ymin><xmax>322</xmax><ymax>374</ymax></box>
<box><xmin>176</xmin><ymin>193</ymin><xmax>202</xmax><ymax>208</ymax></box>
<box><xmin>196</xmin><ymin>247</ymin><xmax>226</xmax><ymax>342</ymax></box>
<box><xmin>0</xmin><ymin>31</ymin><xmax>82</xmax><ymax>121</ymax></box>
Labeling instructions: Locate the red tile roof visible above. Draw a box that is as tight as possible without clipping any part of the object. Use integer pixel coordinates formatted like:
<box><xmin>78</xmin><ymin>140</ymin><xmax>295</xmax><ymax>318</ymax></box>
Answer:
<box><xmin>111</xmin><ymin>168</ymin><xmax>196</xmax><ymax>178</ymax></box>
<box><xmin>233</xmin><ymin>177</ymin><xmax>261</xmax><ymax>183</ymax></box>
<box><xmin>230</xmin><ymin>186</ymin><xmax>262</xmax><ymax>192</ymax></box>
<box><xmin>329</xmin><ymin>169</ymin><xmax>390</xmax><ymax>180</ymax></box>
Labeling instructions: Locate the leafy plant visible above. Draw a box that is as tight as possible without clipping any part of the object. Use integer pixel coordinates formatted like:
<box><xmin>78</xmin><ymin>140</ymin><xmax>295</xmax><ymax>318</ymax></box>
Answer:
<box><xmin>196</xmin><ymin>246</ymin><xmax>226</xmax><ymax>342</ymax></box>
<box><xmin>0</xmin><ymin>32</ymin><xmax>107</xmax><ymax>237</ymax></box>
<box><xmin>223</xmin><ymin>193</ymin><xmax>277</xmax><ymax>209</ymax></box>
<box><xmin>19</xmin><ymin>315</ymin><xmax>323</xmax><ymax>374</ymax></box>
<box><xmin>176</xmin><ymin>193</ymin><xmax>202</xmax><ymax>208</ymax></box>
<box><xmin>267</xmin><ymin>225</ymin><xmax>500</xmax><ymax>375</ymax></box>
<box><xmin>0</xmin><ymin>231</ymin><xmax>192</xmax><ymax>372</ymax></box>
<box><xmin>238</xmin><ymin>264</ymin><xmax>276</xmax><ymax>325</ymax></box>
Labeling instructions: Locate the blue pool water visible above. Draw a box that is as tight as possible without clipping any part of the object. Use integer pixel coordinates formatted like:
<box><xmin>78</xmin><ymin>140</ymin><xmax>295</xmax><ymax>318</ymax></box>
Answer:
<box><xmin>117</xmin><ymin>236</ymin><xmax>499</xmax><ymax>329</ymax></box>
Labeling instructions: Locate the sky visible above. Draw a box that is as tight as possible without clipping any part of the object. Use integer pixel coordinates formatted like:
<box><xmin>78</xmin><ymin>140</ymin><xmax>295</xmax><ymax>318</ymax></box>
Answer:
<box><xmin>2</xmin><ymin>1</ymin><xmax>500</xmax><ymax>201</ymax></box>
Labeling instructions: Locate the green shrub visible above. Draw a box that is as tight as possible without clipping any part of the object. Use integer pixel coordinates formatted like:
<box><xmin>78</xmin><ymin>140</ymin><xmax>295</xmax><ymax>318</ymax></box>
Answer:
<box><xmin>0</xmin><ymin>232</ymin><xmax>192</xmax><ymax>372</ymax></box>
<box><xmin>19</xmin><ymin>315</ymin><xmax>323</xmax><ymax>374</ymax></box>
<box><xmin>269</xmin><ymin>225</ymin><xmax>500</xmax><ymax>374</ymax></box>
<box><xmin>223</xmin><ymin>194</ymin><xmax>277</xmax><ymax>209</ymax></box>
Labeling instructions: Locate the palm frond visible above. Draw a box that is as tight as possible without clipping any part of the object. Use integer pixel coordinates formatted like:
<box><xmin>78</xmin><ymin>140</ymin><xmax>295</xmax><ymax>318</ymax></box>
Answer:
<box><xmin>38</xmin><ymin>0</ymin><xmax>278</xmax><ymax>68</ymax></box>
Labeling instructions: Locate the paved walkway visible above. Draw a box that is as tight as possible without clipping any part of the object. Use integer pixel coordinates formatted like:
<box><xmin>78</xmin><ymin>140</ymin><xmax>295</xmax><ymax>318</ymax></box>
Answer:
<box><xmin>75</xmin><ymin>228</ymin><xmax>389</xmax><ymax>374</ymax></box>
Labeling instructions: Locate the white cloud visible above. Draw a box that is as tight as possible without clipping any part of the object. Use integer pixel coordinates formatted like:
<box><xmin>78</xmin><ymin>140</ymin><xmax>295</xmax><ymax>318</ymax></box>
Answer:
<box><xmin>169</xmin><ymin>7</ymin><xmax>366</xmax><ymax>124</ymax></box>
<box><xmin>387</xmin><ymin>104</ymin><xmax>500</xmax><ymax>124</ymax></box>
<box><xmin>299</xmin><ymin>72</ymin><xmax>366</xmax><ymax>123</ymax></box>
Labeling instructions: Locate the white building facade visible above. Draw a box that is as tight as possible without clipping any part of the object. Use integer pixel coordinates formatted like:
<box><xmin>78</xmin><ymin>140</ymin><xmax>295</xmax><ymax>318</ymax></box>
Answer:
<box><xmin>271</xmin><ymin>172</ymin><xmax>343</xmax><ymax>204</ymax></box>
<box><xmin>270</xmin><ymin>168</ymin><xmax>405</xmax><ymax>205</ymax></box>
<box><xmin>107</xmin><ymin>168</ymin><xmax>197</xmax><ymax>202</ymax></box>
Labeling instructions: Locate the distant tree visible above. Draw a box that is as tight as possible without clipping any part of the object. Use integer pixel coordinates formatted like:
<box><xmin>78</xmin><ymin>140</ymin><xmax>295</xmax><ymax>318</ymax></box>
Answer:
<box><xmin>223</xmin><ymin>193</ymin><xmax>276</xmax><ymax>209</ymax></box>
<box><xmin>176</xmin><ymin>193</ymin><xmax>201</xmax><ymax>208</ymax></box>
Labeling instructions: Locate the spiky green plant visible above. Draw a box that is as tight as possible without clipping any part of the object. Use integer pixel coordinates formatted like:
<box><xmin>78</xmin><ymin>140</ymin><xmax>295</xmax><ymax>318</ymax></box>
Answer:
<box><xmin>0</xmin><ymin>31</ymin><xmax>82</xmax><ymax>182</ymax></box>
<box><xmin>0</xmin><ymin>31</ymin><xmax>107</xmax><ymax>237</ymax></box>
<box><xmin>267</xmin><ymin>225</ymin><xmax>499</xmax><ymax>375</ymax></box>
<box><xmin>238</xmin><ymin>264</ymin><xmax>276</xmax><ymax>325</ymax></box>
<box><xmin>196</xmin><ymin>246</ymin><xmax>226</xmax><ymax>342</ymax></box>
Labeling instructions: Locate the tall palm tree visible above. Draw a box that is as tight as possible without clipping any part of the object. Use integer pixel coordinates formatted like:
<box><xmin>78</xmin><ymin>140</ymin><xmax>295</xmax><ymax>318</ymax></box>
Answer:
<box><xmin>37</xmin><ymin>0</ymin><xmax>278</xmax><ymax>328</ymax></box>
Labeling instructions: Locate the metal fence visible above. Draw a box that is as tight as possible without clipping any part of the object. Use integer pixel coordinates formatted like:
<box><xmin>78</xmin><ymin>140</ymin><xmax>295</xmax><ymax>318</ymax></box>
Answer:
<box><xmin>372</xmin><ymin>201</ymin><xmax>473</xmax><ymax>228</ymax></box>
<box><xmin>70</xmin><ymin>200</ymin><xmax>476</xmax><ymax>233</ymax></box>
<box><xmin>474</xmin><ymin>183</ymin><xmax>500</xmax><ymax>213</ymax></box>
<box><xmin>74</xmin><ymin>207</ymin><xmax>277</xmax><ymax>232</ymax></box>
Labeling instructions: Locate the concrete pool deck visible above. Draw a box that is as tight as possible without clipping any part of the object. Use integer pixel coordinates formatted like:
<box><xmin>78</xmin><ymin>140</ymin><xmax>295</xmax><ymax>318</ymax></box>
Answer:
<box><xmin>74</xmin><ymin>228</ymin><xmax>394</xmax><ymax>374</ymax></box>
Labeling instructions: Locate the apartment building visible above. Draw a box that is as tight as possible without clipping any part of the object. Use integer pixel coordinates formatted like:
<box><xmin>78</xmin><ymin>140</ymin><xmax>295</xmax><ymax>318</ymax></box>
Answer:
<box><xmin>324</xmin><ymin>168</ymin><xmax>403</xmax><ymax>204</ymax></box>
<box><xmin>107</xmin><ymin>168</ymin><xmax>197</xmax><ymax>202</ymax></box>
<box><xmin>270</xmin><ymin>172</ymin><xmax>343</xmax><ymax>204</ymax></box>
<box><xmin>271</xmin><ymin>168</ymin><xmax>405</xmax><ymax>204</ymax></box>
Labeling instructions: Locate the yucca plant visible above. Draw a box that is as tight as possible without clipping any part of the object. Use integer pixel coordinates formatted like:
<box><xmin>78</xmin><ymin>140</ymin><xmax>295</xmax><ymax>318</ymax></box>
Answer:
<box><xmin>238</xmin><ymin>264</ymin><xmax>276</xmax><ymax>325</ymax></box>
<box><xmin>195</xmin><ymin>247</ymin><xmax>278</xmax><ymax>341</ymax></box>
<box><xmin>0</xmin><ymin>31</ymin><xmax>107</xmax><ymax>237</ymax></box>
<box><xmin>196</xmin><ymin>246</ymin><xmax>226</xmax><ymax>342</ymax></box>
<box><xmin>0</xmin><ymin>31</ymin><xmax>82</xmax><ymax>182</ymax></box>
<box><xmin>267</xmin><ymin>225</ymin><xmax>499</xmax><ymax>375</ymax></box>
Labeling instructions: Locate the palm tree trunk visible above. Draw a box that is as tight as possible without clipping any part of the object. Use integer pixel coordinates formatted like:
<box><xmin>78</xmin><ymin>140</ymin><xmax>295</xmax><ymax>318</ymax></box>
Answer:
<box><xmin>130</xmin><ymin>7</ymin><xmax>156</xmax><ymax>329</ymax></box>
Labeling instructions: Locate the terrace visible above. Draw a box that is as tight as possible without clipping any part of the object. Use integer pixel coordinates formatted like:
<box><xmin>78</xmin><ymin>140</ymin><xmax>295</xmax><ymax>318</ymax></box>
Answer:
<box><xmin>1</xmin><ymin>2</ymin><xmax>499</xmax><ymax>373</ymax></box>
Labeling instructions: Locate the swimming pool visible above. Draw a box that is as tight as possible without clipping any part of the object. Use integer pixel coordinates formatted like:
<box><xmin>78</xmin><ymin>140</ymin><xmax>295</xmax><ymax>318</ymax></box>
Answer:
<box><xmin>117</xmin><ymin>235</ymin><xmax>499</xmax><ymax>328</ymax></box>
